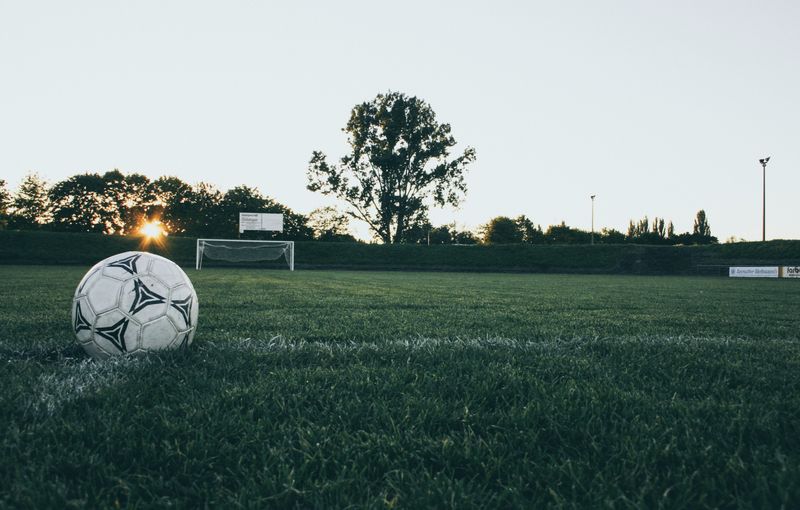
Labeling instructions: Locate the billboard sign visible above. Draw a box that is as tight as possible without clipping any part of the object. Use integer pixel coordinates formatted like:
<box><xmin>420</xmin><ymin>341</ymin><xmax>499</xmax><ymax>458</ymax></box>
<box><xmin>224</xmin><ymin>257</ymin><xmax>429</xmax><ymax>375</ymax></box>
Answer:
<box><xmin>729</xmin><ymin>266</ymin><xmax>779</xmax><ymax>278</ymax></box>
<box><xmin>782</xmin><ymin>266</ymin><xmax>800</xmax><ymax>278</ymax></box>
<box><xmin>239</xmin><ymin>213</ymin><xmax>283</xmax><ymax>233</ymax></box>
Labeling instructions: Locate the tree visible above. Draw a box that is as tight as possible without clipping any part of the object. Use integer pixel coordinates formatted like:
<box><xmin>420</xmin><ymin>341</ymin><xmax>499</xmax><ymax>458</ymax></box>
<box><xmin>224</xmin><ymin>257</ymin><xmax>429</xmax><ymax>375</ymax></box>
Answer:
<box><xmin>652</xmin><ymin>217</ymin><xmax>666</xmax><ymax>239</ymax></box>
<box><xmin>307</xmin><ymin>206</ymin><xmax>356</xmax><ymax>242</ymax></box>
<box><xmin>600</xmin><ymin>228</ymin><xmax>626</xmax><ymax>244</ymax></box>
<box><xmin>152</xmin><ymin>176</ymin><xmax>195</xmax><ymax>235</ymax></box>
<box><xmin>452</xmin><ymin>229</ymin><xmax>478</xmax><ymax>245</ymax></box>
<box><xmin>693</xmin><ymin>210</ymin><xmax>711</xmax><ymax>237</ymax></box>
<box><xmin>691</xmin><ymin>209</ymin><xmax>716</xmax><ymax>245</ymax></box>
<box><xmin>100</xmin><ymin>170</ymin><xmax>155</xmax><ymax>234</ymax></box>
<box><xmin>0</xmin><ymin>180</ymin><xmax>10</xmax><ymax>229</ymax></box>
<box><xmin>515</xmin><ymin>215</ymin><xmax>544</xmax><ymax>243</ymax></box>
<box><xmin>307</xmin><ymin>91</ymin><xmax>476</xmax><ymax>243</ymax></box>
<box><xmin>10</xmin><ymin>173</ymin><xmax>51</xmax><ymax>229</ymax></box>
<box><xmin>626</xmin><ymin>215</ymin><xmax>671</xmax><ymax>244</ymax></box>
<box><xmin>428</xmin><ymin>225</ymin><xmax>453</xmax><ymax>245</ymax></box>
<box><xmin>482</xmin><ymin>216</ymin><xmax>522</xmax><ymax>244</ymax></box>
<box><xmin>49</xmin><ymin>173</ymin><xmax>107</xmax><ymax>232</ymax></box>
<box><xmin>184</xmin><ymin>182</ymin><xmax>224</xmax><ymax>236</ymax></box>
<box><xmin>544</xmin><ymin>221</ymin><xmax>590</xmax><ymax>244</ymax></box>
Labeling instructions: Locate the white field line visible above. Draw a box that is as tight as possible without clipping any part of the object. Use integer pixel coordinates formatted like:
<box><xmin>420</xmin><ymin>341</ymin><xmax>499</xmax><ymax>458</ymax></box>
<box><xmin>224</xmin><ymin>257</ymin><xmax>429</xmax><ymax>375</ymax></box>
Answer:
<box><xmin>28</xmin><ymin>356</ymin><xmax>146</xmax><ymax>417</ymax></box>
<box><xmin>22</xmin><ymin>334</ymin><xmax>797</xmax><ymax>416</ymax></box>
<box><xmin>201</xmin><ymin>334</ymin><xmax>788</xmax><ymax>355</ymax></box>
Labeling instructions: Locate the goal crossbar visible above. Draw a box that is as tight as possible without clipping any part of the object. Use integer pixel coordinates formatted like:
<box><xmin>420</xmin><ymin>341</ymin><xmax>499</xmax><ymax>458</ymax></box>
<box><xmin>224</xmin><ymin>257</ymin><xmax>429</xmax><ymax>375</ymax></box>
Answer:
<box><xmin>196</xmin><ymin>239</ymin><xmax>295</xmax><ymax>271</ymax></box>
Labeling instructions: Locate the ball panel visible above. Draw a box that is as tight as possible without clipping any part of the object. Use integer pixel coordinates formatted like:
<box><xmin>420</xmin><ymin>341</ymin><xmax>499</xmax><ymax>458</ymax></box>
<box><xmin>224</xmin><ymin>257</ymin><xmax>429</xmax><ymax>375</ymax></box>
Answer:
<box><xmin>81</xmin><ymin>340</ymin><xmax>112</xmax><ymax>361</ymax></box>
<box><xmin>169</xmin><ymin>329</ymin><xmax>194</xmax><ymax>349</ymax></box>
<box><xmin>86</xmin><ymin>275</ymin><xmax>124</xmax><ymax>314</ymax></box>
<box><xmin>119</xmin><ymin>276</ymin><xmax>169</xmax><ymax>324</ymax></box>
<box><xmin>190</xmin><ymin>296</ymin><xmax>199</xmax><ymax>330</ymax></box>
<box><xmin>140</xmin><ymin>316</ymin><xmax>178</xmax><ymax>351</ymax></box>
<box><xmin>166</xmin><ymin>284</ymin><xmax>195</xmax><ymax>330</ymax></box>
<box><xmin>92</xmin><ymin>310</ymin><xmax>141</xmax><ymax>356</ymax></box>
<box><xmin>149</xmin><ymin>258</ymin><xmax>187</xmax><ymax>287</ymax></box>
<box><xmin>102</xmin><ymin>252</ymin><xmax>145</xmax><ymax>280</ymax></box>
<box><xmin>72</xmin><ymin>297</ymin><xmax>96</xmax><ymax>344</ymax></box>
<box><xmin>75</xmin><ymin>266</ymin><xmax>102</xmax><ymax>298</ymax></box>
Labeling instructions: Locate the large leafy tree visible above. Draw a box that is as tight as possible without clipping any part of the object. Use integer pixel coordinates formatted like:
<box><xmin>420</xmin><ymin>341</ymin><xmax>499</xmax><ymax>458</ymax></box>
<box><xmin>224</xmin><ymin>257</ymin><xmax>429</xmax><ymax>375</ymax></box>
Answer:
<box><xmin>49</xmin><ymin>173</ymin><xmax>108</xmax><ymax>232</ymax></box>
<box><xmin>10</xmin><ymin>173</ymin><xmax>51</xmax><ymax>229</ymax></box>
<box><xmin>307</xmin><ymin>91</ymin><xmax>476</xmax><ymax>243</ymax></box>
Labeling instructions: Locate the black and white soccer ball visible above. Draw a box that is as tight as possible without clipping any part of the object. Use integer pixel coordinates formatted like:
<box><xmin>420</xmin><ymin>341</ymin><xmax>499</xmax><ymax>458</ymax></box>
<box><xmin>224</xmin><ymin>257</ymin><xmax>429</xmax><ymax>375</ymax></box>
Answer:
<box><xmin>72</xmin><ymin>251</ymin><xmax>199</xmax><ymax>360</ymax></box>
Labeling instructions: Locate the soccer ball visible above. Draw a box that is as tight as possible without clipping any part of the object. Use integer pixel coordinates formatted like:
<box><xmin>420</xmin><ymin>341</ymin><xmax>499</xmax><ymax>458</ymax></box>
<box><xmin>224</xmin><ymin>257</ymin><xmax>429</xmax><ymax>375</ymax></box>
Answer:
<box><xmin>72</xmin><ymin>251</ymin><xmax>199</xmax><ymax>360</ymax></box>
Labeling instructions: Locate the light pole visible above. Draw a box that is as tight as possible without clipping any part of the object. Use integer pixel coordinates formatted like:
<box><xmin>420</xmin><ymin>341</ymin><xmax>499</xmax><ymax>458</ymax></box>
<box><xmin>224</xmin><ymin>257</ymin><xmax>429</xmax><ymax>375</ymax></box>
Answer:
<box><xmin>759</xmin><ymin>157</ymin><xmax>770</xmax><ymax>242</ymax></box>
<box><xmin>590</xmin><ymin>194</ymin><xmax>596</xmax><ymax>245</ymax></box>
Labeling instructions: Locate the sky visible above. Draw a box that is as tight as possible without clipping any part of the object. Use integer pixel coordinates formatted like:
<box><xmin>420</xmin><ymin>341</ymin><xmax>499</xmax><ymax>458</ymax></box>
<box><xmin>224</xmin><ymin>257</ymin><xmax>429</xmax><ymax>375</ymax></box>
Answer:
<box><xmin>1</xmin><ymin>0</ymin><xmax>798</xmax><ymax>241</ymax></box>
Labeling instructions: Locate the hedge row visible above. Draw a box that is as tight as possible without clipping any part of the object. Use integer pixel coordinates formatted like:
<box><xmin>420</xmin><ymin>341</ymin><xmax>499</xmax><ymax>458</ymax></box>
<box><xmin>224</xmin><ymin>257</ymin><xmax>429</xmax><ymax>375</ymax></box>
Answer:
<box><xmin>1</xmin><ymin>230</ymin><xmax>798</xmax><ymax>275</ymax></box>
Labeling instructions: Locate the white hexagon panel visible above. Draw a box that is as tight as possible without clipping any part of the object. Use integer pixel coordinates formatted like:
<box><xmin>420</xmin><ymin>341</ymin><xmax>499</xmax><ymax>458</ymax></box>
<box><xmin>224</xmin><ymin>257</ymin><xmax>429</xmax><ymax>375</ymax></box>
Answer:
<box><xmin>75</xmin><ymin>265</ymin><xmax>102</xmax><ymax>297</ymax></box>
<box><xmin>140</xmin><ymin>316</ymin><xmax>179</xmax><ymax>352</ymax></box>
<box><xmin>71</xmin><ymin>251</ymin><xmax>199</xmax><ymax>360</ymax></box>
<box><xmin>85</xmin><ymin>274</ymin><xmax>124</xmax><ymax>314</ymax></box>
<box><xmin>149</xmin><ymin>257</ymin><xmax>190</xmax><ymax>287</ymax></box>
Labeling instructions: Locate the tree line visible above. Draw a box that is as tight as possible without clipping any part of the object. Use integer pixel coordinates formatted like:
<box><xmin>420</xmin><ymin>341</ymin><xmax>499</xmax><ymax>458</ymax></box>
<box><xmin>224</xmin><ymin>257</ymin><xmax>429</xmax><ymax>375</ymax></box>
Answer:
<box><xmin>0</xmin><ymin>171</ymin><xmax>716</xmax><ymax>245</ymax></box>
<box><xmin>477</xmin><ymin>211</ymin><xmax>716</xmax><ymax>245</ymax></box>
<box><xmin>0</xmin><ymin>172</ymin><xmax>354</xmax><ymax>242</ymax></box>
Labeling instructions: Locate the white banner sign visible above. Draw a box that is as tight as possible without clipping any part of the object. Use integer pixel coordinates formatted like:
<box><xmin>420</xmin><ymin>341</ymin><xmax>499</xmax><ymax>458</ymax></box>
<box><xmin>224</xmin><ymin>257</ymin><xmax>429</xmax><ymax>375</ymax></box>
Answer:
<box><xmin>729</xmin><ymin>266</ymin><xmax>779</xmax><ymax>278</ymax></box>
<box><xmin>782</xmin><ymin>266</ymin><xmax>800</xmax><ymax>278</ymax></box>
<box><xmin>239</xmin><ymin>213</ymin><xmax>283</xmax><ymax>233</ymax></box>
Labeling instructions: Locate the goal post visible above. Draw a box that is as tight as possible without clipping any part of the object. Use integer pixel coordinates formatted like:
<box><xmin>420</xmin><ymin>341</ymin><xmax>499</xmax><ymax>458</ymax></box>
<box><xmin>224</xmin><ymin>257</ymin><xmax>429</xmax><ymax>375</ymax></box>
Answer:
<box><xmin>195</xmin><ymin>239</ymin><xmax>295</xmax><ymax>271</ymax></box>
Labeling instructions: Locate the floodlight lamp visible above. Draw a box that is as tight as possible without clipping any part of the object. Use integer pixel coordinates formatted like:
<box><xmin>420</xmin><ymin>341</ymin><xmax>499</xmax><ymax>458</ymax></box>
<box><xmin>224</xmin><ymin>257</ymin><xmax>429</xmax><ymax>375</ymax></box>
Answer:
<box><xmin>759</xmin><ymin>157</ymin><xmax>770</xmax><ymax>165</ymax></box>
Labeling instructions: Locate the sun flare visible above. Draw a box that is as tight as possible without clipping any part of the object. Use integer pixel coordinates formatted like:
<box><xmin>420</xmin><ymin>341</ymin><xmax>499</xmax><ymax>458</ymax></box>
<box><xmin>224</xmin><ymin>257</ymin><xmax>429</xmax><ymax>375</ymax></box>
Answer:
<box><xmin>140</xmin><ymin>221</ymin><xmax>166</xmax><ymax>239</ymax></box>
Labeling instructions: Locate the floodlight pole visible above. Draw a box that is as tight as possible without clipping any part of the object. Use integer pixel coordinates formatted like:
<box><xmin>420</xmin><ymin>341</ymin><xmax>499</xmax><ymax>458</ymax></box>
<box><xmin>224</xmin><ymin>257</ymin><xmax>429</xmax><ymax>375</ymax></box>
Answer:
<box><xmin>590</xmin><ymin>195</ymin><xmax>596</xmax><ymax>245</ymax></box>
<box><xmin>759</xmin><ymin>157</ymin><xmax>770</xmax><ymax>242</ymax></box>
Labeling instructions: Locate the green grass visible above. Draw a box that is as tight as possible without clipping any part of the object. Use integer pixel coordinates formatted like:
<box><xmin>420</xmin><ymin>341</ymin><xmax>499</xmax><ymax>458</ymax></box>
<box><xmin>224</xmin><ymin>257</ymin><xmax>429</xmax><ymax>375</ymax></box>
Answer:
<box><xmin>1</xmin><ymin>266</ymin><xmax>799</xmax><ymax>508</ymax></box>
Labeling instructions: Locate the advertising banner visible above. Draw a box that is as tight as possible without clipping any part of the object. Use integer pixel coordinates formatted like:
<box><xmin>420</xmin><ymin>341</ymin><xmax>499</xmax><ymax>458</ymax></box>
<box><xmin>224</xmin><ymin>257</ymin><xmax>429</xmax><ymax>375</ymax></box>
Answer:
<box><xmin>239</xmin><ymin>213</ymin><xmax>284</xmax><ymax>233</ymax></box>
<box><xmin>729</xmin><ymin>267</ymin><xmax>779</xmax><ymax>278</ymax></box>
<box><xmin>782</xmin><ymin>266</ymin><xmax>800</xmax><ymax>278</ymax></box>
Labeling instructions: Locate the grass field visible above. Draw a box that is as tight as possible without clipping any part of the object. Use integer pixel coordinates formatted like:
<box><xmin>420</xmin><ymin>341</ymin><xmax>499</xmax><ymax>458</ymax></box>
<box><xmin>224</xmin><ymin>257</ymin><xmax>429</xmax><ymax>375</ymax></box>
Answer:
<box><xmin>2</xmin><ymin>266</ymin><xmax>800</xmax><ymax>508</ymax></box>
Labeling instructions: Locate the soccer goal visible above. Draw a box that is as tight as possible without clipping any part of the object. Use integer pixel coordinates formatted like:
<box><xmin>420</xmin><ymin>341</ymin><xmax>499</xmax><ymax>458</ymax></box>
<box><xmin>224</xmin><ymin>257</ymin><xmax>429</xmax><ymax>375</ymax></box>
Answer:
<box><xmin>196</xmin><ymin>239</ymin><xmax>294</xmax><ymax>271</ymax></box>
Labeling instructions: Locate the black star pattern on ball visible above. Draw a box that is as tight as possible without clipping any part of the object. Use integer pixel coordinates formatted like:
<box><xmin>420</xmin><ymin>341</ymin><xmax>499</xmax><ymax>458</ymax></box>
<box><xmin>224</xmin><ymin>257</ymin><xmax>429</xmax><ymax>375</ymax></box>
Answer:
<box><xmin>170</xmin><ymin>295</ymin><xmax>193</xmax><ymax>327</ymax></box>
<box><xmin>128</xmin><ymin>278</ymin><xmax>167</xmax><ymax>315</ymax></box>
<box><xmin>108</xmin><ymin>254</ymin><xmax>141</xmax><ymax>275</ymax></box>
<box><xmin>95</xmin><ymin>317</ymin><xmax>129</xmax><ymax>353</ymax></box>
<box><xmin>73</xmin><ymin>302</ymin><xmax>92</xmax><ymax>333</ymax></box>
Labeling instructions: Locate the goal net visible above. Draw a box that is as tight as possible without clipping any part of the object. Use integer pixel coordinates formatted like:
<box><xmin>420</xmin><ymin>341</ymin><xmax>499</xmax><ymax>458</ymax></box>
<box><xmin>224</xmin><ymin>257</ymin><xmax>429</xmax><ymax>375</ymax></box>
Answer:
<box><xmin>196</xmin><ymin>239</ymin><xmax>295</xmax><ymax>271</ymax></box>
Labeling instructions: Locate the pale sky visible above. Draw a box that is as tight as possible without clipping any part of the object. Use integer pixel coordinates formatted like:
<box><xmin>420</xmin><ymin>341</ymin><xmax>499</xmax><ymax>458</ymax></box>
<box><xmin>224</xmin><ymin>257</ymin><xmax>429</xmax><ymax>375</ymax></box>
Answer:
<box><xmin>1</xmin><ymin>0</ymin><xmax>798</xmax><ymax>241</ymax></box>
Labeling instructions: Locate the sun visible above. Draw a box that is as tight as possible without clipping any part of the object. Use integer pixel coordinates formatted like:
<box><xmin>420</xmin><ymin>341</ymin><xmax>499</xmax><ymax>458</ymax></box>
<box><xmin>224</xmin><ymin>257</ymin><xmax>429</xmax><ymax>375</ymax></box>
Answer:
<box><xmin>139</xmin><ymin>220</ymin><xmax>166</xmax><ymax>239</ymax></box>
